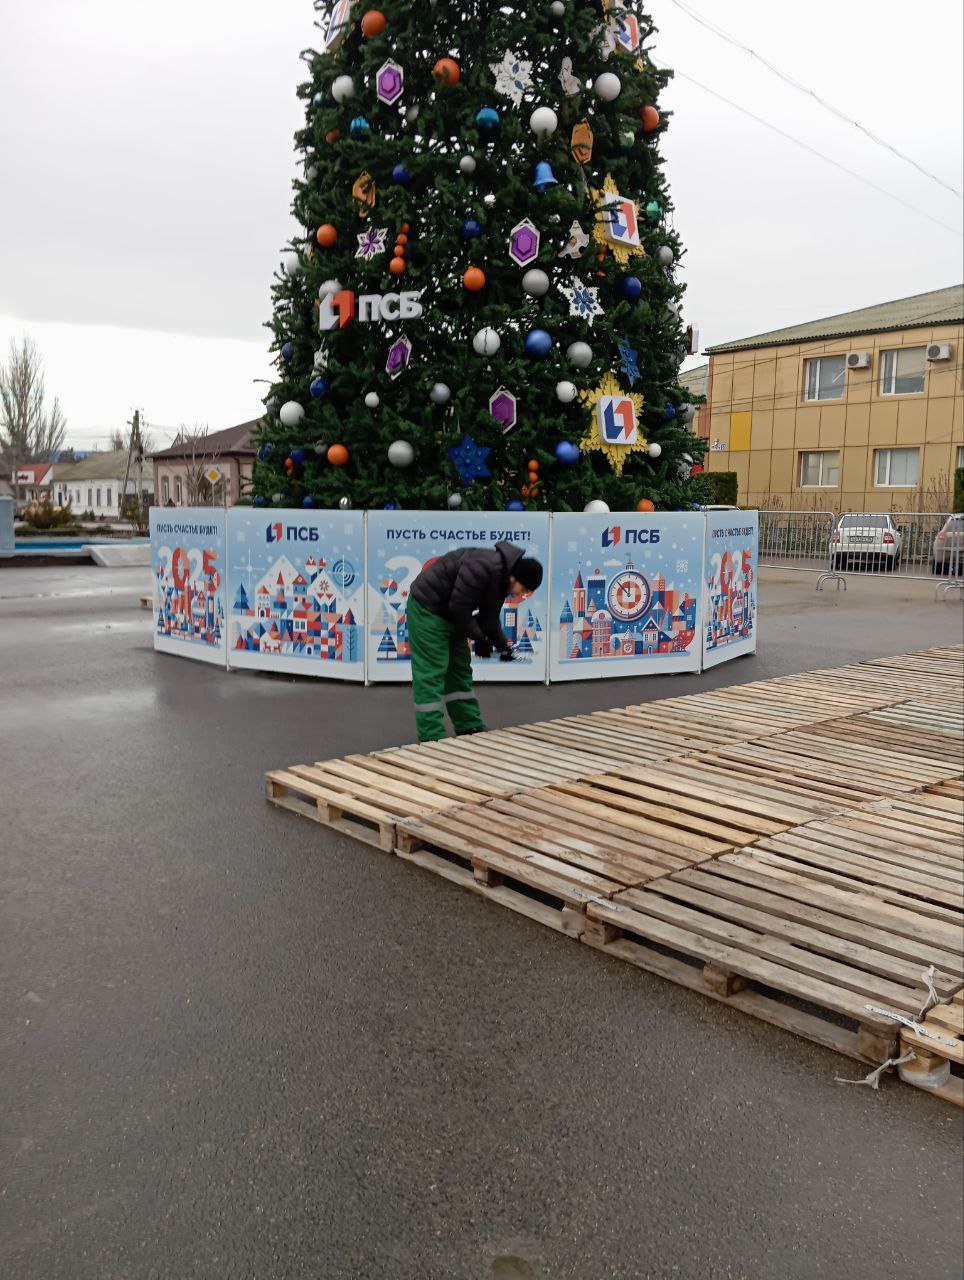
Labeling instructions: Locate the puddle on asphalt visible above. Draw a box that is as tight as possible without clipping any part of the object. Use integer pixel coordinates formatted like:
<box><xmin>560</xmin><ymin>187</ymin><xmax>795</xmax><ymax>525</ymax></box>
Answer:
<box><xmin>491</xmin><ymin>1258</ymin><xmax>538</xmax><ymax>1279</ymax></box>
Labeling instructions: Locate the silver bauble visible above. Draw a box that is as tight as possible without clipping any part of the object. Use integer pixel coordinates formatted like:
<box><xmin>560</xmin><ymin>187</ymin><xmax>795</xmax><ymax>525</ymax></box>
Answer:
<box><xmin>319</xmin><ymin>278</ymin><xmax>343</xmax><ymax>298</ymax></box>
<box><xmin>271</xmin><ymin>492</ymin><xmax>283</xmax><ymax>504</ymax></box>
<box><xmin>555</xmin><ymin>380</ymin><xmax>578</xmax><ymax>403</ymax></box>
<box><xmin>447</xmin><ymin>493</ymin><xmax>463</xmax><ymax>509</ymax></box>
<box><xmin>594</xmin><ymin>72</ymin><xmax>621</xmax><ymax>101</ymax></box>
<box><xmin>331</xmin><ymin>75</ymin><xmax>355</xmax><ymax>104</ymax></box>
<box><xmin>566</xmin><ymin>341</ymin><xmax>593</xmax><ymax>368</ymax></box>
<box><xmin>473</xmin><ymin>327</ymin><xmax>501</xmax><ymax>356</ymax></box>
<box><xmin>656</xmin><ymin>245</ymin><xmax>675</xmax><ymax>267</ymax></box>
<box><xmin>522</xmin><ymin>268</ymin><xmax>550</xmax><ymax>297</ymax></box>
<box><xmin>550</xmin><ymin>0</ymin><xmax>565</xmax><ymax>13</ymax></box>
<box><xmin>279</xmin><ymin>401</ymin><xmax>305</xmax><ymax>427</ymax></box>
<box><xmin>459</xmin><ymin>155</ymin><xmax>477</xmax><ymax>174</ymax></box>
<box><xmin>338</xmin><ymin>496</ymin><xmax>352</xmax><ymax>509</ymax></box>
<box><xmin>647</xmin><ymin>442</ymin><xmax>662</xmax><ymax>459</ymax></box>
<box><xmin>430</xmin><ymin>382</ymin><xmax>452</xmax><ymax>405</ymax></box>
<box><xmin>584</xmin><ymin>499</ymin><xmax>611</xmax><ymax>514</ymax></box>
<box><xmin>388</xmin><ymin>440</ymin><xmax>415</xmax><ymax>468</ymax></box>
<box><xmin>364</xmin><ymin>392</ymin><xmax>380</xmax><ymax>408</ymax></box>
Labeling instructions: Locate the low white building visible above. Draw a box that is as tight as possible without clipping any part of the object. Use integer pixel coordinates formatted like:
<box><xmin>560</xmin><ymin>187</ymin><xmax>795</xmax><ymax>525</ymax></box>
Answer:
<box><xmin>51</xmin><ymin>450</ymin><xmax>152</xmax><ymax>518</ymax></box>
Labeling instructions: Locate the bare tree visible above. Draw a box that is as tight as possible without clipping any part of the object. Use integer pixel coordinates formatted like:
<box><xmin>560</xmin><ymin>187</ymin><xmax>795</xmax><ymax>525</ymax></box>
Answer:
<box><xmin>0</xmin><ymin>337</ymin><xmax>68</xmax><ymax>498</ymax></box>
<box><xmin>175</xmin><ymin>425</ymin><xmax>226</xmax><ymax>506</ymax></box>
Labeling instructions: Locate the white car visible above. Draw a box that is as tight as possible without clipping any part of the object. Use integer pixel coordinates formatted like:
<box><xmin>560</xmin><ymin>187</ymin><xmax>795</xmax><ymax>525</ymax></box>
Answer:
<box><xmin>830</xmin><ymin>513</ymin><xmax>902</xmax><ymax>571</ymax></box>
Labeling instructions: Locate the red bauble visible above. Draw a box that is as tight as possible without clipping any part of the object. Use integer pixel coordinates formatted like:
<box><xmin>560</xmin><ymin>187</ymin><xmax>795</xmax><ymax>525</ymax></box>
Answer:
<box><xmin>636</xmin><ymin>498</ymin><xmax>655</xmax><ymax>512</ymax></box>
<box><xmin>640</xmin><ymin>105</ymin><xmax>660</xmax><ymax>132</ymax></box>
<box><xmin>690</xmin><ymin>463</ymin><xmax>704</xmax><ymax>474</ymax></box>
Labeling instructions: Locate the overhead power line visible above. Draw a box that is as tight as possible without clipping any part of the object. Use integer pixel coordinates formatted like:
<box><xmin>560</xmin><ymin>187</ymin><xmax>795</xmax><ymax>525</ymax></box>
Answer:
<box><xmin>665</xmin><ymin>0</ymin><xmax>963</xmax><ymax>201</ymax></box>
<box><xmin>662</xmin><ymin>64</ymin><xmax>964</xmax><ymax>239</ymax></box>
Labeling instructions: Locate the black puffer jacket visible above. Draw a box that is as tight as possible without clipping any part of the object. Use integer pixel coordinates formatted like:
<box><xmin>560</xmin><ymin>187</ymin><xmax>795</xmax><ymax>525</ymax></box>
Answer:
<box><xmin>411</xmin><ymin>540</ymin><xmax>523</xmax><ymax>649</ymax></box>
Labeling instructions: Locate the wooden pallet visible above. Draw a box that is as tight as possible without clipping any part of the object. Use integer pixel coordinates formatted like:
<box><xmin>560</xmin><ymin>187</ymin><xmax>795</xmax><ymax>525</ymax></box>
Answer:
<box><xmin>900</xmin><ymin>992</ymin><xmax>964</xmax><ymax>1105</ymax></box>
<box><xmin>577</xmin><ymin>850</ymin><xmax>963</xmax><ymax>1067</ymax></box>
<box><xmin>266</xmin><ymin>754</ymin><xmax>498</xmax><ymax>850</ymax></box>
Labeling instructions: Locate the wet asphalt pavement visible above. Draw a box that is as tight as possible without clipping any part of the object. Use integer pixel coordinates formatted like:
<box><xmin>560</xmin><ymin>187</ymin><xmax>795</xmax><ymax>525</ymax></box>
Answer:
<box><xmin>1</xmin><ymin>565</ymin><xmax>962</xmax><ymax>1280</ymax></box>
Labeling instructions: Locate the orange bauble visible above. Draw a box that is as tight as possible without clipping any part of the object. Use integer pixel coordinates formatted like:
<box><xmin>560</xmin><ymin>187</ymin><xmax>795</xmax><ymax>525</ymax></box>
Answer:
<box><xmin>327</xmin><ymin>444</ymin><xmax>349</xmax><ymax>467</ymax></box>
<box><xmin>640</xmin><ymin>105</ymin><xmax>660</xmax><ymax>132</ymax></box>
<box><xmin>527</xmin><ymin>458</ymin><xmax>539</xmax><ymax>470</ymax></box>
<box><xmin>395</xmin><ymin>233</ymin><xmax>408</xmax><ymax>246</ymax></box>
<box><xmin>401</xmin><ymin>222</ymin><xmax>411</xmax><ymax>234</ymax></box>
<box><xmin>433</xmin><ymin>57</ymin><xmax>460</xmax><ymax>85</ymax></box>
<box><xmin>463</xmin><ymin>266</ymin><xmax>486</xmax><ymax>292</ymax></box>
<box><xmin>636</xmin><ymin>498</ymin><xmax>655</xmax><ymax>512</ymax></box>
<box><xmin>360</xmin><ymin>10</ymin><xmax>386</xmax><ymax>36</ymax></box>
<box><xmin>316</xmin><ymin>223</ymin><xmax>338</xmax><ymax>247</ymax></box>
<box><xmin>325</xmin><ymin>129</ymin><xmax>341</xmax><ymax>145</ymax></box>
<box><xmin>389</xmin><ymin>256</ymin><xmax>407</xmax><ymax>276</ymax></box>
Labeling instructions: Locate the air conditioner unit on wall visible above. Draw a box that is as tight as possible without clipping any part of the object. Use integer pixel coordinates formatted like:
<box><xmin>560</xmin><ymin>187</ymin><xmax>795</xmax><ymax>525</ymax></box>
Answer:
<box><xmin>926</xmin><ymin>342</ymin><xmax>952</xmax><ymax>361</ymax></box>
<box><xmin>846</xmin><ymin>351</ymin><xmax>871</xmax><ymax>369</ymax></box>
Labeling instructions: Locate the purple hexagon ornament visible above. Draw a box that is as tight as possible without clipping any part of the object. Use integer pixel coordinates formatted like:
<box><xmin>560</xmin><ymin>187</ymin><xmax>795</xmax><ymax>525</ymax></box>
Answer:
<box><xmin>489</xmin><ymin>386</ymin><xmax>518</xmax><ymax>432</ymax></box>
<box><xmin>376</xmin><ymin>60</ymin><xmax>404</xmax><ymax>106</ymax></box>
<box><xmin>386</xmin><ymin>336</ymin><xmax>412</xmax><ymax>380</ymax></box>
<box><xmin>508</xmin><ymin>219</ymin><xmax>540</xmax><ymax>267</ymax></box>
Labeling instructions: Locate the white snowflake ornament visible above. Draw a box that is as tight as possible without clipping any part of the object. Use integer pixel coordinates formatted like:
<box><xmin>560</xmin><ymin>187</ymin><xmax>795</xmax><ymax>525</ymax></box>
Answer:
<box><xmin>560</xmin><ymin>279</ymin><xmax>604</xmax><ymax>324</ymax></box>
<box><xmin>559</xmin><ymin>57</ymin><xmax>582</xmax><ymax>97</ymax></box>
<box><xmin>558</xmin><ymin>220</ymin><xmax>590</xmax><ymax>259</ymax></box>
<box><xmin>490</xmin><ymin>50</ymin><xmax>533</xmax><ymax>107</ymax></box>
<box><xmin>355</xmin><ymin>225</ymin><xmax>388</xmax><ymax>261</ymax></box>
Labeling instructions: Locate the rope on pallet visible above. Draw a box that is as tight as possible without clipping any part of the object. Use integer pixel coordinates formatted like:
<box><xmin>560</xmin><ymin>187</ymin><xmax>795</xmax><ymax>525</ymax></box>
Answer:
<box><xmin>835</xmin><ymin>1051</ymin><xmax>917</xmax><ymax>1091</ymax></box>
<box><xmin>917</xmin><ymin>965</ymin><xmax>941</xmax><ymax>1021</ymax></box>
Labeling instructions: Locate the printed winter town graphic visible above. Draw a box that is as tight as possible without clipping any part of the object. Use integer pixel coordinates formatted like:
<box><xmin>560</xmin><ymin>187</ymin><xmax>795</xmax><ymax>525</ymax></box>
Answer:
<box><xmin>225</xmin><ymin>510</ymin><xmax>366</xmax><ymax>678</ymax></box>
<box><xmin>558</xmin><ymin>561</ymin><xmax>697</xmax><ymax>660</ymax></box>
<box><xmin>702</xmin><ymin>513</ymin><xmax>759</xmax><ymax>665</ymax></box>
<box><xmin>150</xmin><ymin>510</ymin><xmax>228</xmax><ymax>664</ymax></box>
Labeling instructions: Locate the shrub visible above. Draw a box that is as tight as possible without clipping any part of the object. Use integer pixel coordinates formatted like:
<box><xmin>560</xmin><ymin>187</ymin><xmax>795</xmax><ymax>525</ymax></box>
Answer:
<box><xmin>23</xmin><ymin>501</ymin><xmax>75</xmax><ymax>531</ymax></box>
<box><xmin>704</xmin><ymin>471</ymin><xmax>738</xmax><ymax>506</ymax></box>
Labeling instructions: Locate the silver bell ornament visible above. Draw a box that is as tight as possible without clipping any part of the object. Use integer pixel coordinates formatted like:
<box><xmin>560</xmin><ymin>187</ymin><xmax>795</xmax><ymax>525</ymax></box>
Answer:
<box><xmin>430</xmin><ymin>382</ymin><xmax>452</xmax><ymax>405</ymax></box>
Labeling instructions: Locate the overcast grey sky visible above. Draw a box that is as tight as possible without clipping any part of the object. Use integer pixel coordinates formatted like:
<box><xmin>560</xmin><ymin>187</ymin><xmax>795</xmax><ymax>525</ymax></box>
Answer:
<box><xmin>1</xmin><ymin>0</ymin><xmax>961</xmax><ymax>448</ymax></box>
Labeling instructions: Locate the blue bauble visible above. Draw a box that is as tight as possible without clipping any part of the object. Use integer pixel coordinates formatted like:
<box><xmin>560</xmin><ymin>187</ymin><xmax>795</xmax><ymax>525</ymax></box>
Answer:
<box><xmin>505</xmin><ymin>499</ymin><xmax>526</xmax><ymax>512</ymax></box>
<box><xmin>349</xmin><ymin>115</ymin><xmax>371</xmax><ymax>139</ymax></box>
<box><xmin>554</xmin><ymin>440</ymin><xmax>581</xmax><ymax>466</ymax></box>
<box><xmin>257</xmin><ymin>444</ymin><xmax>273</xmax><ymax>462</ymax></box>
<box><xmin>310</xmin><ymin>377</ymin><xmax>329</xmax><ymax>398</ymax></box>
<box><xmin>281</xmin><ymin>342</ymin><xmax>294</xmax><ymax>361</ymax></box>
<box><xmin>476</xmin><ymin>106</ymin><xmax>501</xmax><ymax>135</ymax></box>
<box><xmin>525</xmin><ymin>328</ymin><xmax>553</xmax><ymax>358</ymax></box>
<box><xmin>302</xmin><ymin>495</ymin><xmax>317</xmax><ymax>508</ymax></box>
<box><xmin>461</xmin><ymin>218</ymin><xmax>483</xmax><ymax>240</ymax></box>
<box><xmin>253</xmin><ymin>494</ymin><xmax>266</xmax><ymax>506</ymax></box>
<box><xmin>384</xmin><ymin>501</ymin><xmax>398</xmax><ymax>510</ymax></box>
<box><xmin>312</xmin><ymin>93</ymin><xmax>324</xmax><ymax>108</ymax></box>
<box><xmin>619</xmin><ymin>275</ymin><xmax>643</xmax><ymax>301</ymax></box>
<box><xmin>664</xmin><ymin>401</ymin><xmax>677</xmax><ymax>420</ymax></box>
<box><xmin>392</xmin><ymin>163</ymin><xmax>412</xmax><ymax>185</ymax></box>
<box><xmin>290</xmin><ymin>447</ymin><xmax>308</xmax><ymax>465</ymax></box>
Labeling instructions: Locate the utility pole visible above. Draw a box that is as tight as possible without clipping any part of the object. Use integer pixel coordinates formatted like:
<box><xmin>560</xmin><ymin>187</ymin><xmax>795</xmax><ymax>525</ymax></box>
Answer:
<box><xmin>120</xmin><ymin>409</ymin><xmax>145</xmax><ymax>527</ymax></box>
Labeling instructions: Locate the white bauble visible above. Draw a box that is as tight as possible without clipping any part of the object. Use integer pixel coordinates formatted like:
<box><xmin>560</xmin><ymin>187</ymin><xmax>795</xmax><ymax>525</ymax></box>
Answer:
<box><xmin>447</xmin><ymin>493</ymin><xmax>463</xmax><ymax>509</ymax></box>
<box><xmin>584</xmin><ymin>499</ymin><xmax>611</xmax><ymax>514</ymax></box>
<box><xmin>594</xmin><ymin>72</ymin><xmax>621</xmax><ymax>101</ymax></box>
<box><xmin>656</xmin><ymin>245</ymin><xmax>675</xmax><ymax>267</ymax></box>
<box><xmin>338</xmin><ymin>496</ymin><xmax>352</xmax><ymax>509</ymax></box>
<box><xmin>332</xmin><ymin>75</ymin><xmax>355</xmax><ymax>103</ymax></box>
<box><xmin>566</xmin><ymin>341</ymin><xmax>593</xmax><ymax>368</ymax></box>
<box><xmin>483</xmin><ymin>192</ymin><xmax>496</xmax><ymax>208</ymax></box>
<box><xmin>550</xmin><ymin>0</ymin><xmax>565</xmax><ymax>13</ymax></box>
<box><xmin>364</xmin><ymin>392</ymin><xmax>380</xmax><ymax>409</ymax></box>
<box><xmin>647</xmin><ymin>442</ymin><xmax>662</xmax><ymax>458</ymax></box>
<box><xmin>279</xmin><ymin>401</ymin><xmax>305</xmax><ymax>427</ymax></box>
<box><xmin>306</xmin><ymin>165</ymin><xmax>319</xmax><ymax>181</ymax></box>
<box><xmin>522</xmin><ymin>268</ymin><xmax>550</xmax><ymax>298</ymax></box>
<box><xmin>430</xmin><ymin>382</ymin><xmax>452</xmax><ymax>405</ymax></box>
<box><xmin>529</xmin><ymin>106</ymin><xmax>558</xmax><ymax>137</ymax></box>
<box><xmin>679</xmin><ymin>403</ymin><xmax>696</xmax><ymax>424</ymax></box>
<box><xmin>459</xmin><ymin>154</ymin><xmax>477</xmax><ymax>174</ymax></box>
<box><xmin>388</xmin><ymin>440</ymin><xmax>415</xmax><ymax>468</ymax></box>
<box><xmin>271</xmin><ymin>492</ymin><xmax>283</xmax><ymax>504</ymax></box>
<box><xmin>666</xmin><ymin>300</ymin><xmax>681</xmax><ymax>319</ymax></box>
<box><xmin>555</xmin><ymin>380</ymin><xmax>578</xmax><ymax>403</ymax></box>
<box><xmin>682</xmin><ymin>453</ymin><xmax>694</xmax><ymax>465</ymax></box>
<box><xmin>405</xmin><ymin>105</ymin><xmax>420</xmax><ymax>123</ymax></box>
<box><xmin>281</xmin><ymin>251</ymin><xmax>300</xmax><ymax>276</ymax></box>
<box><xmin>319</xmin><ymin>278</ymin><xmax>343</xmax><ymax>298</ymax></box>
<box><xmin>473</xmin><ymin>327</ymin><xmax>501</xmax><ymax>356</ymax></box>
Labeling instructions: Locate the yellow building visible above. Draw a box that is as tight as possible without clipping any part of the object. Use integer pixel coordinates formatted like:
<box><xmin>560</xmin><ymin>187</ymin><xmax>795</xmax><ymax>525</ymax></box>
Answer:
<box><xmin>701</xmin><ymin>285</ymin><xmax>964</xmax><ymax>511</ymax></box>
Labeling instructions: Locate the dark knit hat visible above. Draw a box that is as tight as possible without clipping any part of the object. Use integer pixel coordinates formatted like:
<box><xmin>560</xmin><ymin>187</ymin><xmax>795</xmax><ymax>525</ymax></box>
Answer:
<box><xmin>513</xmin><ymin>557</ymin><xmax>544</xmax><ymax>592</ymax></box>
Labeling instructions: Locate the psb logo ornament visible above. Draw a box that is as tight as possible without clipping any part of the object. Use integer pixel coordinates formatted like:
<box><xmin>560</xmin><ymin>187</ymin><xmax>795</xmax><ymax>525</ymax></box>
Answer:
<box><xmin>602</xmin><ymin>195</ymin><xmax>640</xmax><ymax>248</ymax></box>
<box><xmin>319</xmin><ymin>289</ymin><xmax>423</xmax><ymax>332</ymax></box>
<box><xmin>597</xmin><ymin>395</ymin><xmax>638</xmax><ymax>444</ymax></box>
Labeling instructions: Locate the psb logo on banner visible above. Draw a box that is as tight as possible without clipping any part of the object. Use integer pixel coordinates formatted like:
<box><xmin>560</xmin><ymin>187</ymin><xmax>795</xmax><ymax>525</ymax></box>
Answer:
<box><xmin>266</xmin><ymin>522</ymin><xmax>283</xmax><ymax>544</ymax></box>
<box><xmin>597</xmin><ymin>395</ymin><xmax>638</xmax><ymax>445</ymax></box>
<box><xmin>266</xmin><ymin>523</ymin><xmax>320</xmax><ymax>543</ymax></box>
<box><xmin>603</xmin><ymin>194</ymin><xmax>640</xmax><ymax>248</ymax></box>
<box><xmin>602</xmin><ymin>526</ymin><xmax>622</xmax><ymax>548</ymax></box>
<box><xmin>616</xmin><ymin>14</ymin><xmax>641</xmax><ymax>51</ymax></box>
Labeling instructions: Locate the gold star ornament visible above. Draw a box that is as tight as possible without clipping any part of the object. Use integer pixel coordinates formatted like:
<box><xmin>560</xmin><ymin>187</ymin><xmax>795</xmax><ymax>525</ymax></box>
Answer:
<box><xmin>580</xmin><ymin>372</ymin><xmax>647</xmax><ymax>475</ymax></box>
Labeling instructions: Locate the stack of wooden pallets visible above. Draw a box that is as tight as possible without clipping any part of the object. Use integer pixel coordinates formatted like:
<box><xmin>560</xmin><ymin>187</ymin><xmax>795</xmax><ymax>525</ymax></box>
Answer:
<box><xmin>266</xmin><ymin>643</ymin><xmax>964</xmax><ymax>1104</ymax></box>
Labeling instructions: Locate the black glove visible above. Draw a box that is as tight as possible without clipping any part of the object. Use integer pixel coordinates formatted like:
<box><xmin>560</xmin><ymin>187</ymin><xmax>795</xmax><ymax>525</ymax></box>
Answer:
<box><xmin>499</xmin><ymin>645</ymin><xmax>516</xmax><ymax>663</ymax></box>
<box><xmin>474</xmin><ymin>639</ymin><xmax>493</xmax><ymax>659</ymax></box>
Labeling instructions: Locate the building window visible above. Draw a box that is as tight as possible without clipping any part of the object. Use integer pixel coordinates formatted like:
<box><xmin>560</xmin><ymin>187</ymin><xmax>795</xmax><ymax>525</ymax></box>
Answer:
<box><xmin>803</xmin><ymin>354</ymin><xmax>846</xmax><ymax>402</ymax></box>
<box><xmin>799</xmin><ymin>450</ymin><xmax>840</xmax><ymax>487</ymax></box>
<box><xmin>880</xmin><ymin>347</ymin><xmax>926</xmax><ymax>396</ymax></box>
<box><xmin>87</xmin><ymin>488</ymin><xmax>92</xmax><ymax>507</ymax></box>
<box><xmin>175</xmin><ymin>479</ymin><xmax>182</xmax><ymax>504</ymax></box>
<box><xmin>75</xmin><ymin>489</ymin><xmax>81</xmax><ymax>504</ymax></box>
<box><xmin>106</xmin><ymin>488</ymin><xmax>112</xmax><ymax>509</ymax></box>
<box><xmin>162</xmin><ymin>477</ymin><xmax>170</xmax><ymax>502</ymax></box>
<box><xmin>874</xmin><ymin>447</ymin><xmax>919</xmax><ymax>487</ymax></box>
<box><xmin>957</xmin><ymin>445</ymin><xmax>964</xmax><ymax>470</ymax></box>
<box><xmin>96</xmin><ymin>488</ymin><xmax>102</xmax><ymax>507</ymax></box>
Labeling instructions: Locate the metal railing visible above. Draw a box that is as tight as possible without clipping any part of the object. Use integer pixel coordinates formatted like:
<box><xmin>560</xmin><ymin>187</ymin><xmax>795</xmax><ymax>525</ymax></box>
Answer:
<box><xmin>760</xmin><ymin>510</ymin><xmax>964</xmax><ymax>593</ymax></box>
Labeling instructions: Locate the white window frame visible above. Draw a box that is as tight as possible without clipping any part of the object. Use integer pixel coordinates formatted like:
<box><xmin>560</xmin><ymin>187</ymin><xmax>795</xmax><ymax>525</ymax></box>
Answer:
<box><xmin>957</xmin><ymin>445</ymin><xmax>964</xmax><ymax>470</ymax></box>
<box><xmin>106</xmin><ymin>488</ymin><xmax>112</xmax><ymax>509</ymax></box>
<box><xmin>874</xmin><ymin>447</ymin><xmax>920</xmax><ymax>488</ymax></box>
<box><xmin>162</xmin><ymin>477</ymin><xmax>170</xmax><ymax>502</ymax></box>
<box><xmin>175</xmin><ymin>478</ymin><xmax>182</xmax><ymax>504</ymax></box>
<box><xmin>879</xmin><ymin>347</ymin><xmax>926</xmax><ymax>396</ymax></box>
<box><xmin>798</xmin><ymin>450</ymin><xmax>841</xmax><ymax>488</ymax></box>
<box><xmin>803</xmin><ymin>354</ymin><xmax>846</xmax><ymax>402</ymax></box>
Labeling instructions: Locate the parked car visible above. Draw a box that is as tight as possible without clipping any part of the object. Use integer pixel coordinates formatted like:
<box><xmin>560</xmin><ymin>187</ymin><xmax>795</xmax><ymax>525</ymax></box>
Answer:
<box><xmin>829</xmin><ymin>513</ymin><xmax>903</xmax><ymax>571</ymax></box>
<box><xmin>931</xmin><ymin>514</ymin><xmax>964</xmax><ymax>574</ymax></box>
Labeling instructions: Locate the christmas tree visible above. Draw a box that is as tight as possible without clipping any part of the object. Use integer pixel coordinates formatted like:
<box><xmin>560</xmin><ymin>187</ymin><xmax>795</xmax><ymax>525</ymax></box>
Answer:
<box><xmin>253</xmin><ymin>0</ymin><xmax>708</xmax><ymax>513</ymax></box>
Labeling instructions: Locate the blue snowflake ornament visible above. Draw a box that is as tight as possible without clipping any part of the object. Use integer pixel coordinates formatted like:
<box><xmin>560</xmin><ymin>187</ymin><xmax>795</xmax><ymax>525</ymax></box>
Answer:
<box><xmin>560</xmin><ymin>280</ymin><xmax>604</xmax><ymax>324</ymax></box>
<box><xmin>618</xmin><ymin>339</ymin><xmax>641</xmax><ymax>387</ymax></box>
<box><xmin>448</xmin><ymin>434</ymin><xmax>492</xmax><ymax>486</ymax></box>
